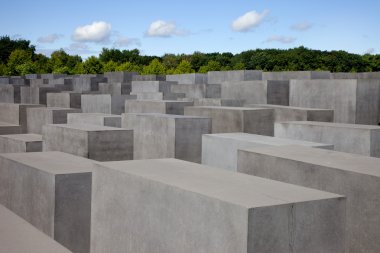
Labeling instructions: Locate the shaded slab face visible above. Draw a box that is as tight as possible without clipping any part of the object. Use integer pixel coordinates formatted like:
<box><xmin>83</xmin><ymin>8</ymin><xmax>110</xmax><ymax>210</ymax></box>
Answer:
<box><xmin>91</xmin><ymin>158</ymin><xmax>345</xmax><ymax>253</ymax></box>
<box><xmin>237</xmin><ymin>145</ymin><xmax>380</xmax><ymax>253</ymax></box>
<box><xmin>0</xmin><ymin>134</ymin><xmax>42</xmax><ymax>153</ymax></box>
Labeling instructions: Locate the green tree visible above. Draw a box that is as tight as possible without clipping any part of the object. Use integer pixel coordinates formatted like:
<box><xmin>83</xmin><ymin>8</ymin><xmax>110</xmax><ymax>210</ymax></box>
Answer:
<box><xmin>198</xmin><ymin>60</ymin><xmax>222</xmax><ymax>73</ymax></box>
<box><xmin>103</xmin><ymin>60</ymin><xmax>119</xmax><ymax>72</ymax></box>
<box><xmin>173</xmin><ymin>60</ymin><xmax>194</xmax><ymax>74</ymax></box>
<box><xmin>49</xmin><ymin>49</ymin><xmax>82</xmax><ymax>74</ymax></box>
<box><xmin>142</xmin><ymin>59</ymin><xmax>166</xmax><ymax>75</ymax></box>
<box><xmin>6</xmin><ymin>49</ymin><xmax>33</xmax><ymax>75</ymax></box>
<box><xmin>83</xmin><ymin>56</ymin><xmax>103</xmax><ymax>74</ymax></box>
<box><xmin>116</xmin><ymin>62</ymin><xmax>142</xmax><ymax>73</ymax></box>
<box><xmin>0</xmin><ymin>35</ymin><xmax>35</xmax><ymax>64</ymax></box>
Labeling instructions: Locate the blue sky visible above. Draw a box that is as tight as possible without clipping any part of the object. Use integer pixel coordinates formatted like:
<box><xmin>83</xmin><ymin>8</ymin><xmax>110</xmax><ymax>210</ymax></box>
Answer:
<box><xmin>1</xmin><ymin>0</ymin><xmax>379</xmax><ymax>57</ymax></box>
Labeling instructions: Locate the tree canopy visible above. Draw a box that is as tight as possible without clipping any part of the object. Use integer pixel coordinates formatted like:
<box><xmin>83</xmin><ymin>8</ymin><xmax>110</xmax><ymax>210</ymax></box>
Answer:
<box><xmin>0</xmin><ymin>35</ymin><xmax>379</xmax><ymax>76</ymax></box>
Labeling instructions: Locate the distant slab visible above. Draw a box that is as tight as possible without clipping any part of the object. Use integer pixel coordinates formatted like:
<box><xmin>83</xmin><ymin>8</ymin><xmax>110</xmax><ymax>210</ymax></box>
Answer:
<box><xmin>0</xmin><ymin>134</ymin><xmax>42</xmax><ymax>153</ymax></box>
<box><xmin>43</xmin><ymin>123</ymin><xmax>133</xmax><ymax>161</ymax></box>
<box><xmin>125</xmin><ymin>100</ymin><xmax>194</xmax><ymax>115</ymax></box>
<box><xmin>91</xmin><ymin>158</ymin><xmax>345</xmax><ymax>253</ymax></box>
<box><xmin>0</xmin><ymin>151</ymin><xmax>93</xmax><ymax>253</ymax></box>
<box><xmin>46</xmin><ymin>92</ymin><xmax>81</xmax><ymax>109</ymax></box>
<box><xmin>275</xmin><ymin>121</ymin><xmax>380</xmax><ymax>157</ymax></box>
<box><xmin>68</xmin><ymin>113</ymin><xmax>121</xmax><ymax>127</ymax></box>
<box><xmin>202</xmin><ymin>133</ymin><xmax>333</xmax><ymax>171</ymax></box>
<box><xmin>262</xmin><ymin>71</ymin><xmax>330</xmax><ymax>80</ymax></box>
<box><xmin>184</xmin><ymin>106</ymin><xmax>274</xmax><ymax>135</ymax></box>
<box><xmin>207</xmin><ymin>70</ymin><xmax>262</xmax><ymax>83</ymax></box>
<box><xmin>237</xmin><ymin>145</ymin><xmax>380</xmax><ymax>253</ymax></box>
<box><xmin>246</xmin><ymin>104</ymin><xmax>334</xmax><ymax>122</ymax></box>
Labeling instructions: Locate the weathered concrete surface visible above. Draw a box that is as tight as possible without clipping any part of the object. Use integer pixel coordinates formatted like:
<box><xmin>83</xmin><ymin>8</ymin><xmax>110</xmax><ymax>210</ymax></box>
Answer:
<box><xmin>81</xmin><ymin>94</ymin><xmax>112</xmax><ymax>114</ymax></box>
<box><xmin>122</xmin><ymin>113</ymin><xmax>211</xmax><ymax>162</ymax></box>
<box><xmin>0</xmin><ymin>204</ymin><xmax>73</xmax><ymax>253</ymax></box>
<box><xmin>0</xmin><ymin>134</ymin><xmax>42</xmax><ymax>153</ymax></box>
<box><xmin>166</xmin><ymin>73</ymin><xmax>207</xmax><ymax>84</ymax></box>
<box><xmin>131</xmin><ymin>81</ymin><xmax>174</xmax><ymax>93</ymax></box>
<box><xmin>125</xmin><ymin>100</ymin><xmax>194</xmax><ymax>115</ymax></box>
<box><xmin>237</xmin><ymin>145</ymin><xmax>380</xmax><ymax>253</ymax></box>
<box><xmin>202</xmin><ymin>133</ymin><xmax>333</xmax><ymax>171</ymax></box>
<box><xmin>0</xmin><ymin>103</ymin><xmax>45</xmax><ymax>133</ymax></box>
<box><xmin>0</xmin><ymin>85</ymin><xmax>14</xmax><ymax>103</ymax></box>
<box><xmin>43</xmin><ymin>124</ymin><xmax>133</xmax><ymax>161</ymax></box>
<box><xmin>275</xmin><ymin>121</ymin><xmax>380</xmax><ymax>157</ymax></box>
<box><xmin>171</xmin><ymin>83</ymin><xmax>221</xmax><ymax>99</ymax></box>
<box><xmin>246</xmin><ymin>104</ymin><xmax>334</xmax><ymax>122</ymax></box>
<box><xmin>104</xmin><ymin>71</ymin><xmax>137</xmax><ymax>83</ymax></box>
<box><xmin>208</xmin><ymin>70</ymin><xmax>262</xmax><ymax>83</ymax></box>
<box><xmin>194</xmin><ymin>98</ymin><xmax>245</xmax><ymax>107</ymax></box>
<box><xmin>184</xmin><ymin>106</ymin><xmax>274</xmax><ymax>135</ymax></box>
<box><xmin>72</xmin><ymin>75</ymin><xmax>107</xmax><ymax>92</ymax></box>
<box><xmin>0</xmin><ymin>122</ymin><xmax>22</xmax><ymax>135</ymax></box>
<box><xmin>262</xmin><ymin>71</ymin><xmax>331</xmax><ymax>80</ymax></box>
<box><xmin>131</xmin><ymin>91</ymin><xmax>185</xmax><ymax>100</ymax></box>
<box><xmin>132</xmin><ymin>74</ymin><xmax>166</xmax><ymax>81</ymax></box>
<box><xmin>289</xmin><ymin>79</ymin><xmax>380</xmax><ymax>124</ymax></box>
<box><xmin>98</xmin><ymin>82</ymin><xmax>132</xmax><ymax>95</ymax></box>
<box><xmin>111</xmin><ymin>95</ymin><xmax>136</xmax><ymax>115</ymax></box>
<box><xmin>30</xmin><ymin>84</ymin><xmax>60</xmax><ymax>105</ymax></box>
<box><xmin>91</xmin><ymin>158</ymin><xmax>345</xmax><ymax>253</ymax></box>
<box><xmin>68</xmin><ymin>113</ymin><xmax>121</xmax><ymax>127</ymax></box>
<box><xmin>0</xmin><ymin>151</ymin><xmax>92</xmax><ymax>253</ymax></box>
<box><xmin>26</xmin><ymin>107</ymin><xmax>81</xmax><ymax>134</ymax></box>
<box><xmin>221</xmin><ymin>80</ymin><xmax>289</xmax><ymax>105</ymax></box>
<box><xmin>46</xmin><ymin>92</ymin><xmax>81</xmax><ymax>109</ymax></box>
<box><xmin>331</xmin><ymin>72</ymin><xmax>380</xmax><ymax>79</ymax></box>
<box><xmin>20</xmin><ymin>86</ymin><xmax>31</xmax><ymax>103</ymax></box>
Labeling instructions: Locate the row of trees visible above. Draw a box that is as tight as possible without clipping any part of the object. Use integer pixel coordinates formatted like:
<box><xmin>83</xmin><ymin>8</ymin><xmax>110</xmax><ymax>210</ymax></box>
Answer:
<box><xmin>1</xmin><ymin>35</ymin><xmax>380</xmax><ymax>76</ymax></box>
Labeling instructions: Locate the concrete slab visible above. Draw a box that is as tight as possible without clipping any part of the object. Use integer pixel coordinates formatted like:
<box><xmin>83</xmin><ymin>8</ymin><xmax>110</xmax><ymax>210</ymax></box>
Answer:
<box><xmin>237</xmin><ymin>145</ymin><xmax>380</xmax><ymax>253</ymax></box>
<box><xmin>132</xmin><ymin>74</ymin><xmax>166</xmax><ymax>81</ymax></box>
<box><xmin>131</xmin><ymin>91</ymin><xmax>184</xmax><ymax>100</ymax></box>
<box><xmin>0</xmin><ymin>204</ymin><xmax>72</xmax><ymax>253</ymax></box>
<box><xmin>0</xmin><ymin>122</ymin><xmax>22</xmax><ymax>135</ymax></box>
<box><xmin>0</xmin><ymin>85</ymin><xmax>14</xmax><ymax>103</ymax></box>
<box><xmin>262</xmin><ymin>71</ymin><xmax>331</xmax><ymax>80</ymax></box>
<box><xmin>26</xmin><ymin>107</ymin><xmax>81</xmax><ymax>134</ymax></box>
<box><xmin>289</xmin><ymin>79</ymin><xmax>380</xmax><ymax>124</ymax></box>
<box><xmin>104</xmin><ymin>71</ymin><xmax>137</xmax><ymax>83</ymax></box>
<box><xmin>0</xmin><ymin>151</ymin><xmax>92</xmax><ymax>253</ymax></box>
<box><xmin>125</xmin><ymin>100</ymin><xmax>194</xmax><ymax>115</ymax></box>
<box><xmin>184</xmin><ymin>106</ymin><xmax>274</xmax><ymax>135</ymax></box>
<box><xmin>91</xmin><ymin>158</ymin><xmax>345</xmax><ymax>253</ymax></box>
<box><xmin>46</xmin><ymin>92</ymin><xmax>81</xmax><ymax>109</ymax></box>
<box><xmin>194</xmin><ymin>98</ymin><xmax>245</xmax><ymax>107</ymax></box>
<box><xmin>81</xmin><ymin>94</ymin><xmax>111</xmax><ymax>114</ymax></box>
<box><xmin>131</xmin><ymin>81</ymin><xmax>174</xmax><ymax>93</ymax></box>
<box><xmin>246</xmin><ymin>104</ymin><xmax>334</xmax><ymax>122</ymax></box>
<box><xmin>68</xmin><ymin>113</ymin><xmax>121</xmax><ymax>127</ymax></box>
<box><xmin>122</xmin><ymin>113</ymin><xmax>211</xmax><ymax>162</ymax></box>
<box><xmin>0</xmin><ymin>134</ymin><xmax>42</xmax><ymax>153</ymax></box>
<box><xmin>202</xmin><ymin>133</ymin><xmax>333</xmax><ymax>171</ymax></box>
<box><xmin>30</xmin><ymin>84</ymin><xmax>60</xmax><ymax>105</ymax></box>
<box><xmin>171</xmin><ymin>83</ymin><xmax>220</xmax><ymax>99</ymax></box>
<box><xmin>166</xmin><ymin>73</ymin><xmax>207</xmax><ymax>84</ymax></box>
<box><xmin>98</xmin><ymin>82</ymin><xmax>132</xmax><ymax>95</ymax></box>
<box><xmin>275</xmin><ymin>121</ymin><xmax>380</xmax><ymax>157</ymax></box>
<box><xmin>208</xmin><ymin>70</ymin><xmax>262</xmax><ymax>83</ymax></box>
<box><xmin>43</xmin><ymin>123</ymin><xmax>133</xmax><ymax>161</ymax></box>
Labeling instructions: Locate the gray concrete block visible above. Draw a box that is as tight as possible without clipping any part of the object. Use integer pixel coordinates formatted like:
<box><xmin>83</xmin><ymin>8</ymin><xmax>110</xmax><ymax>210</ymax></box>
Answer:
<box><xmin>68</xmin><ymin>113</ymin><xmax>121</xmax><ymax>127</ymax></box>
<box><xmin>20</xmin><ymin>86</ymin><xmax>31</xmax><ymax>103</ymax></box>
<box><xmin>166</xmin><ymin>73</ymin><xmax>207</xmax><ymax>84</ymax></box>
<box><xmin>194</xmin><ymin>98</ymin><xmax>245</xmax><ymax>107</ymax></box>
<box><xmin>122</xmin><ymin>113</ymin><xmax>211</xmax><ymax>162</ymax></box>
<box><xmin>263</xmin><ymin>71</ymin><xmax>331</xmax><ymax>80</ymax></box>
<box><xmin>275</xmin><ymin>121</ymin><xmax>380</xmax><ymax>157</ymax></box>
<box><xmin>131</xmin><ymin>81</ymin><xmax>174</xmax><ymax>93</ymax></box>
<box><xmin>47</xmin><ymin>92</ymin><xmax>81</xmax><ymax>109</ymax></box>
<box><xmin>0</xmin><ymin>103</ymin><xmax>45</xmax><ymax>133</ymax></box>
<box><xmin>43</xmin><ymin>124</ymin><xmax>133</xmax><ymax>161</ymax></box>
<box><xmin>91</xmin><ymin>158</ymin><xmax>345</xmax><ymax>253</ymax></box>
<box><xmin>125</xmin><ymin>100</ymin><xmax>194</xmax><ymax>115</ymax></box>
<box><xmin>0</xmin><ymin>134</ymin><xmax>42</xmax><ymax>153</ymax></box>
<box><xmin>184</xmin><ymin>106</ymin><xmax>274</xmax><ymax>135</ymax></box>
<box><xmin>98</xmin><ymin>82</ymin><xmax>132</xmax><ymax>95</ymax></box>
<box><xmin>81</xmin><ymin>94</ymin><xmax>111</xmax><ymax>114</ymax></box>
<box><xmin>41</xmin><ymin>73</ymin><xmax>67</xmax><ymax>79</ymax></box>
<box><xmin>0</xmin><ymin>77</ymin><xmax>10</xmax><ymax>84</ymax></box>
<box><xmin>0</xmin><ymin>85</ymin><xmax>14</xmax><ymax>103</ymax></box>
<box><xmin>171</xmin><ymin>83</ymin><xmax>221</xmax><ymax>99</ymax></box>
<box><xmin>0</xmin><ymin>204</ymin><xmax>72</xmax><ymax>253</ymax></box>
<box><xmin>0</xmin><ymin>122</ymin><xmax>22</xmax><ymax>135</ymax></box>
<box><xmin>104</xmin><ymin>71</ymin><xmax>137</xmax><ymax>83</ymax></box>
<box><xmin>237</xmin><ymin>145</ymin><xmax>380</xmax><ymax>253</ymax></box>
<box><xmin>246</xmin><ymin>104</ymin><xmax>334</xmax><ymax>122</ymax></box>
<box><xmin>202</xmin><ymin>133</ymin><xmax>333</xmax><ymax>171</ymax></box>
<box><xmin>131</xmin><ymin>91</ymin><xmax>184</xmax><ymax>100</ymax></box>
<box><xmin>208</xmin><ymin>70</ymin><xmax>262</xmax><ymax>83</ymax></box>
<box><xmin>132</xmin><ymin>74</ymin><xmax>166</xmax><ymax>81</ymax></box>
<box><xmin>26</xmin><ymin>107</ymin><xmax>81</xmax><ymax>134</ymax></box>
<box><xmin>0</xmin><ymin>151</ymin><xmax>92</xmax><ymax>253</ymax></box>
<box><xmin>289</xmin><ymin>79</ymin><xmax>380</xmax><ymax>124</ymax></box>
<box><xmin>30</xmin><ymin>84</ymin><xmax>60</xmax><ymax>105</ymax></box>
<box><xmin>72</xmin><ymin>75</ymin><xmax>107</xmax><ymax>92</ymax></box>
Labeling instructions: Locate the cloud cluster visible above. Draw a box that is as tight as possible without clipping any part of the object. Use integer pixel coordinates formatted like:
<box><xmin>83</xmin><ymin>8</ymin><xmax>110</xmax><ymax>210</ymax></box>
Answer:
<box><xmin>72</xmin><ymin>21</ymin><xmax>112</xmax><ymax>43</ymax></box>
<box><xmin>146</xmin><ymin>20</ymin><xmax>180</xmax><ymax>37</ymax></box>
<box><xmin>265</xmin><ymin>35</ymin><xmax>296</xmax><ymax>44</ymax></box>
<box><xmin>364</xmin><ymin>48</ymin><xmax>375</xmax><ymax>54</ymax></box>
<box><xmin>37</xmin><ymin>34</ymin><xmax>63</xmax><ymax>43</ymax></box>
<box><xmin>291</xmin><ymin>22</ymin><xmax>313</xmax><ymax>31</ymax></box>
<box><xmin>114</xmin><ymin>36</ymin><xmax>141</xmax><ymax>47</ymax></box>
<box><xmin>232</xmin><ymin>10</ymin><xmax>269</xmax><ymax>32</ymax></box>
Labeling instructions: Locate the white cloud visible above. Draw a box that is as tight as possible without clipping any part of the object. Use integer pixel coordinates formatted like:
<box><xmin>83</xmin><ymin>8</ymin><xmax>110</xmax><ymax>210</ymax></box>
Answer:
<box><xmin>146</xmin><ymin>20</ymin><xmax>182</xmax><ymax>37</ymax></box>
<box><xmin>37</xmin><ymin>34</ymin><xmax>63</xmax><ymax>43</ymax></box>
<box><xmin>72</xmin><ymin>21</ymin><xmax>112</xmax><ymax>43</ymax></box>
<box><xmin>114</xmin><ymin>36</ymin><xmax>141</xmax><ymax>47</ymax></box>
<box><xmin>364</xmin><ymin>48</ymin><xmax>375</xmax><ymax>54</ymax></box>
<box><xmin>291</xmin><ymin>22</ymin><xmax>313</xmax><ymax>31</ymax></box>
<box><xmin>265</xmin><ymin>35</ymin><xmax>296</xmax><ymax>44</ymax></box>
<box><xmin>232</xmin><ymin>10</ymin><xmax>269</xmax><ymax>32</ymax></box>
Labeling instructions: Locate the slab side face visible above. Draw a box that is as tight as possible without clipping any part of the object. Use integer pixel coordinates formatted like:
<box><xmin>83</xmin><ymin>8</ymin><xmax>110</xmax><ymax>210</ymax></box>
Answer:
<box><xmin>237</xmin><ymin>146</ymin><xmax>380</xmax><ymax>253</ymax></box>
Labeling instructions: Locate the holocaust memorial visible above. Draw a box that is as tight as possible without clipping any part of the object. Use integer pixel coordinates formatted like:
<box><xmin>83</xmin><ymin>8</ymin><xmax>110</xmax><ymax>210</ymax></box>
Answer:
<box><xmin>1</xmin><ymin>69</ymin><xmax>380</xmax><ymax>253</ymax></box>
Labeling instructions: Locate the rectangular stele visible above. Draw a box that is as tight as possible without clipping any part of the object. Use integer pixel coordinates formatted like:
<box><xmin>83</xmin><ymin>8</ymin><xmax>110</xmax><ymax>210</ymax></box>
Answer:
<box><xmin>43</xmin><ymin>123</ymin><xmax>133</xmax><ymax>161</ymax></box>
<box><xmin>0</xmin><ymin>134</ymin><xmax>42</xmax><ymax>153</ymax></box>
<box><xmin>91</xmin><ymin>158</ymin><xmax>345</xmax><ymax>253</ymax></box>
<box><xmin>202</xmin><ymin>133</ymin><xmax>333</xmax><ymax>171</ymax></box>
<box><xmin>68</xmin><ymin>113</ymin><xmax>121</xmax><ymax>127</ymax></box>
<box><xmin>237</xmin><ymin>145</ymin><xmax>380</xmax><ymax>253</ymax></box>
<box><xmin>0</xmin><ymin>151</ymin><xmax>93</xmax><ymax>253</ymax></box>
<box><xmin>122</xmin><ymin>113</ymin><xmax>210</xmax><ymax>162</ymax></box>
<box><xmin>184</xmin><ymin>106</ymin><xmax>274</xmax><ymax>135</ymax></box>
<box><xmin>125</xmin><ymin>100</ymin><xmax>194</xmax><ymax>115</ymax></box>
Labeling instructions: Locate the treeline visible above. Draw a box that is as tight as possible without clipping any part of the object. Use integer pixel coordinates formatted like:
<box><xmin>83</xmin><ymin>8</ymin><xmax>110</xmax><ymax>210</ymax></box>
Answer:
<box><xmin>1</xmin><ymin>35</ymin><xmax>379</xmax><ymax>76</ymax></box>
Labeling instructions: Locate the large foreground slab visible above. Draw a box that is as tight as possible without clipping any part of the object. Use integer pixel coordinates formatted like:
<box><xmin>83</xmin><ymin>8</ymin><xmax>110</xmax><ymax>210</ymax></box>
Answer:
<box><xmin>275</xmin><ymin>121</ymin><xmax>380</xmax><ymax>157</ymax></box>
<box><xmin>0</xmin><ymin>151</ymin><xmax>93</xmax><ymax>253</ymax></box>
<box><xmin>237</xmin><ymin>145</ymin><xmax>380</xmax><ymax>253</ymax></box>
<box><xmin>91</xmin><ymin>158</ymin><xmax>345</xmax><ymax>253</ymax></box>
<box><xmin>202</xmin><ymin>133</ymin><xmax>333</xmax><ymax>171</ymax></box>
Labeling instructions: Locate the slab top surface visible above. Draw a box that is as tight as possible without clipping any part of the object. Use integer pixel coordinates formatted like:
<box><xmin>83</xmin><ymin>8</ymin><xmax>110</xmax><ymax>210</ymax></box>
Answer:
<box><xmin>47</xmin><ymin>123</ymin><xmax>127</xmax><ymax>131</ymax></box>
<box><xmin>188</xmin><ymin>106</ymin><xmax>273</xmax><ymax>111</ymax></box>
<box><xmin>247</xmin><ymin>104</ymin><xmax>334</xmax><ymax>111</ymax></box>
<box><xmin>278</xmin><ymin>121</ymin><xmax>380</xmax><ymax>130</ymax></box>
<box><xmin>97</xmin><ymin>158</ymin><xmax>343</xmax><ymax>208</ymax></box>
<box><xmin>0</xmin><ymin>121</ymin><xmax>20</xmax><ymax>127</ymax></box>
<box><xmin>0</xmin><ymin>134</ymin><xmax>42</xmax><ymax>142</ymax></box>
<box><xmin>126</xmin><ymin>113</ymin><xmax>210</xmax><ymax>119</ymax></box>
